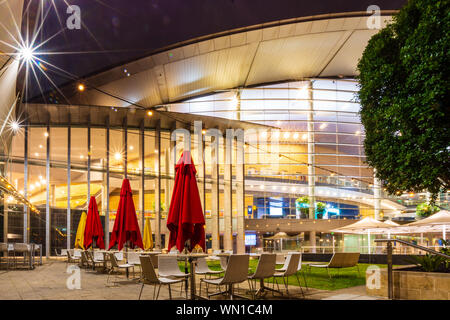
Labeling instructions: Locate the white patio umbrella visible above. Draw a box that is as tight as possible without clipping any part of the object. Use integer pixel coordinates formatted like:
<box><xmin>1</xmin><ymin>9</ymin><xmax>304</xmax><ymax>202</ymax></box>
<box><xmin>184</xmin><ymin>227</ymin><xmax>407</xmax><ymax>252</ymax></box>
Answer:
<box><xmin>331</xmin><ymin>217</ymin><xmax>396</xmax><ymax>254</ymax></box>
<box><xmin>401</xmin><ymin>210</ymin><xmax>450</xmax><ymax>241</ymax></box>
<box><xmin>265</xmin><ymin>232</ymin><xmax>293</xmax><ymax>251</ymax></box>
<box><xmin>383</xmin><ymin>220</ymin><xmax>400</xmax><ymax>239</ymax></box>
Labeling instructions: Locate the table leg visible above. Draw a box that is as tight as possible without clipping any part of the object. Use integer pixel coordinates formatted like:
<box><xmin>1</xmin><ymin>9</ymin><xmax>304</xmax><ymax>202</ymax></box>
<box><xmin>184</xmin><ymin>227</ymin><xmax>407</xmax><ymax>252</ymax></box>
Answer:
<box><xmin>190</xmin><ymin>258</ymin><xmax>195</xmax><ymax>300</ymax></box>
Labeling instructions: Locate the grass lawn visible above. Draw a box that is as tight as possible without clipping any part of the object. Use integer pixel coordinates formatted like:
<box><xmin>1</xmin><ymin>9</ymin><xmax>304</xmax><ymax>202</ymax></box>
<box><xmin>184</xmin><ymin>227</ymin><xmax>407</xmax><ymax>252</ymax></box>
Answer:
<box><xmin>179</xmin><ymin>259</ymin><xmax>390</xmax><ymax>291</ymax></box>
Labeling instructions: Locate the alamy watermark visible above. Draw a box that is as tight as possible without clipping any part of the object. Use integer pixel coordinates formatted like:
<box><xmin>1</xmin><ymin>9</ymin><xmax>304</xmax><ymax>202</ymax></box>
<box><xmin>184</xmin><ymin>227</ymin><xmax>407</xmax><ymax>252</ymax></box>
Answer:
<box><xmin>366</xmin><ymin>5</ymin><xmax>381</xmax><ymax>30</ymax></box>
<box><xmin>66</xmin><ymin>5</ymin><xmax>81</xmax><ymax>30</ymax></box>
<box><xmin>366</xmin><ymin>265</ymin><xmax>381</xmax><ymax>290</ymax></box>
<box><xmin>66</xmin><ymin>265</ymin><xmax>81</xmax><ymax>290</ymax></box>
<box><xmin>170</xmin><ymin>121</ymin><xmax>281</xmax><ymax>168</ymax></box>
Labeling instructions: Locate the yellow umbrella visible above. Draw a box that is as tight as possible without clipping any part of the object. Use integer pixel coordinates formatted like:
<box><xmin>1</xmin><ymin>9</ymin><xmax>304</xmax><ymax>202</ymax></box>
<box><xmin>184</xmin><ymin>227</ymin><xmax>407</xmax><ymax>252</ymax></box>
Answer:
<box><xmin>143</xmin><ymin>217</ymin><xmax>154</xmax><ymax>250</ymax></box>
<box><xmin>74</xmin><ymin>211</ymin><xmax>87</xmax><ymax>249</ymax></box>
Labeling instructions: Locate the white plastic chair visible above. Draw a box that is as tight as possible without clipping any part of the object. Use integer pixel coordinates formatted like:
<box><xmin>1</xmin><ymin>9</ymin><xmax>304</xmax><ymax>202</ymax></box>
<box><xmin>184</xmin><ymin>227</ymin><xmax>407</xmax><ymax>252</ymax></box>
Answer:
<box><xmin>158</xmin><ymin>255</ymin><xmax>189</xmax><ymax>298</ymax></box>
<box><xmin>273</xmin><ymin>253</ymin><xmax>304</xmax><ymax>297</ymax></box>
<box><xmin>127</xmin><ymin>252</ymin><xmax>141</xmax><ymax>265</ymax></box>
<box><xmin>247</xmin><ymin>253</ymin><xmax>276</xmax><ymax>299</ymax></box>
<box><xmin>107</xmin><ymin>252</ymin><xmax>135</xmax><ymax>286</ymax></box>
<box><xmin>158</xmin><ymin>256</ymin><xmax>188</xmax><ymax>278</ymax></box>
<box><xmin>138</xmin><ymin>256</ymin><xmax>184</xmax><ymax>300</ymax></box>
<box><xmin>277</xmin><ymin>252</ymin><xmax>308</xmax><ymax>289</ymax></box>
<box><xmin>200</xmin><ymin>254</ymin><xmax>250</xmax><ymax>300</ymax></box>
<box><xmin>195</xmin><ymin>257</ymin><xmax>224</xmax><ymax>278</ymax></box>
<box><xmin>114</xmin><ymin>251</ymin><xmax>124</xmax><ymax>261</ymax></box>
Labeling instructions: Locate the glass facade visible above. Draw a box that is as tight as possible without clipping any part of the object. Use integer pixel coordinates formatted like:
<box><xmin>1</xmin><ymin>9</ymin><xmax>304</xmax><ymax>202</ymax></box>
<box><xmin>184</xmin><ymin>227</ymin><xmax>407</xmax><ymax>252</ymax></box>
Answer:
<box><xmin>1</xmin><ymin>79</ymin><xmax>448</xmax><ymax>255</ymax></box>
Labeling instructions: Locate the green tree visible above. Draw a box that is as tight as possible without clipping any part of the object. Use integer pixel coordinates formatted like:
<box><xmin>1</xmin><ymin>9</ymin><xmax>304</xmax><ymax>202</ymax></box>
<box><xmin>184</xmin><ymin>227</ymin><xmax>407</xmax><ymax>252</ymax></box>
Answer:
<box><xmin>357</xmin><ymin>0</ymin><xmax>450</xmax><ymax>202</ymax></box>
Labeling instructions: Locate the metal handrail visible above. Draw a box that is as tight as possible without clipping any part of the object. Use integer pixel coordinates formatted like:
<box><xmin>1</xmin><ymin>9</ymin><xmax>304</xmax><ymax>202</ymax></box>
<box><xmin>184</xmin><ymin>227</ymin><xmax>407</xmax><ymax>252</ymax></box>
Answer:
<box><xmin>375</xmin><ymin>239</ymin><xmax>450</xmax><ymax>259</ymax></box>
<box><xmin>374</xmin><ymin>239</ymin><xmax>450</xmax><ymax>300</ymax></box>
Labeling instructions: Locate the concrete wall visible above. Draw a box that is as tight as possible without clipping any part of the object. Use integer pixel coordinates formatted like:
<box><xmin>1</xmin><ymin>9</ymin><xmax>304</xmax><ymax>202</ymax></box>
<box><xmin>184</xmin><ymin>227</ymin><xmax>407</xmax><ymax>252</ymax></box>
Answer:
<box><xmin>366</xmin><ymin>266</ymin><xmax>450</xmax><ymax>300</ymax></box>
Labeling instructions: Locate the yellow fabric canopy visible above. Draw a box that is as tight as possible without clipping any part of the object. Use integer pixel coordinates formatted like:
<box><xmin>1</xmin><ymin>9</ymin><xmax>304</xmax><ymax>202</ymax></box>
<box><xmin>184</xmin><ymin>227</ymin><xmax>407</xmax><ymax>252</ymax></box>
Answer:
<box><xmin>74</xmin><ymin>211</ymin><xmax>87</xmax><ymax>249</ymax></box>
<box><xmin>143</xmin><ymin>217</ymin><xmax>154</xmax><ymax>250</ymax></box>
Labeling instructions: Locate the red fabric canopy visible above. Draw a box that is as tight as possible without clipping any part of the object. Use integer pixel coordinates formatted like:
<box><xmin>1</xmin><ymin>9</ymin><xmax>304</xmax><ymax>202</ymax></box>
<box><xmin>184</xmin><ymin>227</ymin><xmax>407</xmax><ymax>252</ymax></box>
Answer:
<box><xmin>108</xmin><ymin>179</ymin><xmax>144</xmax><ymax>250</ymax></box>
<box><xmin>84</xmin><ymin>196</ymin><xmax>105</xmax><ymax>249</ymax></box>
<box><xmin>167</xmin><ymin>151</ymin><xmax>206</xmax><ymax>253</ymax></box>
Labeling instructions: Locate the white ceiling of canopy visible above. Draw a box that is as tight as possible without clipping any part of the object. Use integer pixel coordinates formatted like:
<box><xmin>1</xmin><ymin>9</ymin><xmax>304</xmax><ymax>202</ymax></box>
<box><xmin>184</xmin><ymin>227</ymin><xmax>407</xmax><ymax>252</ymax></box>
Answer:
<box><xmin>68</xmin><ymin>14</ymin><xmax>393</xmax><ymax>109</ymax></box>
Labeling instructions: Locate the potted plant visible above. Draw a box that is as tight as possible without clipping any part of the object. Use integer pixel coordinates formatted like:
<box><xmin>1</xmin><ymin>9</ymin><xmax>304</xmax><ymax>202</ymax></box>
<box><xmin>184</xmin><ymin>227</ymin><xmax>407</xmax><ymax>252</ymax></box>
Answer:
<box><xmin>295</xmin><ymin>196</ymin><xmax>309</xmax><ymax>219</ymax></box>
<box><xmin>316</xmin><ymin>202</ymin><xmax>326</xmax><ymax>219</ymax></box>
<box><xmin>416</xmin><ymin>202</ymin><xmax>439</xmax><ymax>219</ymax></box>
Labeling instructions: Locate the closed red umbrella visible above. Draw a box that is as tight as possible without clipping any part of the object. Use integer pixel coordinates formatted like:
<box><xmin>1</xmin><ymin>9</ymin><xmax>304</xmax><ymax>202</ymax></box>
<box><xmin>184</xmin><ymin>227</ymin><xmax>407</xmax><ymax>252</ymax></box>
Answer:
<box><xmin>167</xmin><ymin>151</ymin><xmax>206</xmax><ymax>253</ymax></box>
<box><xmin>84</xmin><ymin>196</ymin><xmax>105</xmax><ymax>249</ymax></box>
<box><xmin>108</xmin><ymin>179</ymin><xmax>144</xmax><ymax>250</ymax></box>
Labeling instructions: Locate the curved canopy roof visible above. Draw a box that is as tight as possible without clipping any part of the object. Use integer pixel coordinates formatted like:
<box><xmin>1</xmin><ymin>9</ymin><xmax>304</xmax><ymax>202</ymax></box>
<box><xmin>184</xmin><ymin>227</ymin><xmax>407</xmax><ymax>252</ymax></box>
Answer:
<box><xmin>47</xmin><ymin>12</ymin><xmax>394</xmax><ymax>111</ymax></box>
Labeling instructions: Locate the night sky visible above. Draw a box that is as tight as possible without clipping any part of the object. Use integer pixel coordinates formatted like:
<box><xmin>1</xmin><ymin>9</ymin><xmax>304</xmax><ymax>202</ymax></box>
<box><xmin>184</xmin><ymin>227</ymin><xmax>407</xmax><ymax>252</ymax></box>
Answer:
<box><xmin>22</xmin><ymin>0</ymin><xmax>406</xmax><ymax>99</ymax></box>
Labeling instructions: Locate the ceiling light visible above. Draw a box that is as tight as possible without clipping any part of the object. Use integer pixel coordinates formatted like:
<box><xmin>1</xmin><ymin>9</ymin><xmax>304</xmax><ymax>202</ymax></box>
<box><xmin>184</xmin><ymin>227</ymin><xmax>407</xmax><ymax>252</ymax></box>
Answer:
<box><xmin>11</xmin><ymin>121</ymin><xmax>20</xmax><ymax>132</ymax></box>
<box><xmin>44</xmin><ymin>132</ymin><xmax>49</xmax><ymax>137</ymax></box>
<box><xmin>293</xmin><ymin>133</ymin><xmax>299</xmax><ymax>139</ymax></box>
<box><xmin>147</xmin><ymin>110</ymin><xmax>153</xmax><ymax>116</ymax></box>
<box><xmin>114</xmin><ymin>152</ymin><xmax>121</xmax><ymax>160</ymax></box>
<box><xmin>19</xmin><ymin>46</ymin><xmax>34</xmax><ymax>62</ymax></box>
<box><xmin>320</xmin><ymin>123</ymin><xmax>327</xmax><ymax>130</ymax></box>
<box><xmin>77</xmin><ymin>84</ymin><xmax>85</xmax><ymax>91</ymax></box>
<box><xmin>302</xmin><ymin>134</ymin><xmax>307</xmax><ymax>140</ymax></box>
<box><xmin>283</xmin><ymin>132</ymin><xmax>290</xmax><ymax>139</ymax></box>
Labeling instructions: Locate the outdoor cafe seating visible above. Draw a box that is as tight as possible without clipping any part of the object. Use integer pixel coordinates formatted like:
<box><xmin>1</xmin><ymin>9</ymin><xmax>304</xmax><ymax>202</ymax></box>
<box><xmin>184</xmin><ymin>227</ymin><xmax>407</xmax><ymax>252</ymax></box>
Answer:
<box><xmin>0</xmin><ymin>242</ymin><xmax>42</xmax><ymax>270</ymax></box>
<box><xmin>308</xmin><ymin>252</ymin><xmax>361</xmax><ymax>278</ymax></box>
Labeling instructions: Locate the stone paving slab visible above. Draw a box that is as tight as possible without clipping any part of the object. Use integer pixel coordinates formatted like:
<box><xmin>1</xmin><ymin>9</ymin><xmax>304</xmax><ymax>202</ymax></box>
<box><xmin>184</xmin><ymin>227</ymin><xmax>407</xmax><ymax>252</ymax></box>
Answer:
<box><xmin>0</xmin><ymin>259</ymin><xmax>382</xmax><ymax>300</ymax></box>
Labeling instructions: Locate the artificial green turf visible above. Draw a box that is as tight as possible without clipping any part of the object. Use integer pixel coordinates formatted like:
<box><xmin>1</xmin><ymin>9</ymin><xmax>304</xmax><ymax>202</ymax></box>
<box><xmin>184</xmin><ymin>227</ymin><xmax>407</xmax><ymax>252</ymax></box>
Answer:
<box><xmin>181</xmin><ymin>259</ymin><xmax>390</xmax><ymax>291</ymax></box>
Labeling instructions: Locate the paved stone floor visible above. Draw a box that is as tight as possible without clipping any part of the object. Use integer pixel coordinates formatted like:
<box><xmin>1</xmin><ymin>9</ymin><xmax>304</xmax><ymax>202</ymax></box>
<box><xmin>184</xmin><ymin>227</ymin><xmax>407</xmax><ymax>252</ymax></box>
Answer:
<box><xmin>0</xmin><ymin>258</ymin><xmax>383</xmax><ymax>300</ymax></box>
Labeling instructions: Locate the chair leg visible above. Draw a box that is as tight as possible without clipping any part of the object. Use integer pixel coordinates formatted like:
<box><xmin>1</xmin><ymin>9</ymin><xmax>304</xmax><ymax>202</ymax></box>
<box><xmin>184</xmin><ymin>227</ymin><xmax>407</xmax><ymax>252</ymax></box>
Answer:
<box><xmin>229</xmin><ymin>284</ymin><xmax>234</xmax><ymax>300</ymax></box>
<box><xmin>295</xmin><ymin>273</ymin><xmax>305</xmax><ymax>298</ymax></box>
<box><xmin>282</xmin><ymin>276</ymin><xmax>288</xmax><ymax>297</ymax></box>
<box><xmin>326</xmin><ymin>267</ymin><xmax>331</xmax><ymax>279</ymax></box>
<box><xmin>156</xmin><ymin>284</ymin><xmax>162</xmax><ymax>300</ymax></box>
<box><xmin>301</xmin><ymin>271</ymin><xmax>308</xmax><ymax>290</ymax></box>
<box><xmin>138</xmin><ymin>283</ymin><xmax>145</xmax><ymax>300</ymax></box>
<box><xmin>153</xmin><ymin>285</ymin><xmax>157</xmax><ymax>300</ymax></box>
<box><xmin>247</xmin><ymin>279</ymin><xmax>254</xmax><ymax>300</ymax></box>
<box><xmin>168</xmin><ymin>284</ymin><xmax>172</xmax><ymax>300</ymax></box>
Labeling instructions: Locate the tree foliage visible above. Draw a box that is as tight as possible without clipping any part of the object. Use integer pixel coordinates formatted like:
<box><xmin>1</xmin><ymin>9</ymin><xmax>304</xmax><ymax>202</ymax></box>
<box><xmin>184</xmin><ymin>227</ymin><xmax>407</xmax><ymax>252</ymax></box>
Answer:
<box><xmin>357</xmin><ymin>0</ymin><xmax>450</xmax><ymax>201</ymax></box>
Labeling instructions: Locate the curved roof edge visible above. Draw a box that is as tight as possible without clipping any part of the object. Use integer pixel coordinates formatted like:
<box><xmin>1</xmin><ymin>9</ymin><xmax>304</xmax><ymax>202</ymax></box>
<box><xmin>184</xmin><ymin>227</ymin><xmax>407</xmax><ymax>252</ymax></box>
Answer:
<box><xmin>30</xmin><ymin>11</ymin><xmax>395</xmax><ymax>109</ymax></box>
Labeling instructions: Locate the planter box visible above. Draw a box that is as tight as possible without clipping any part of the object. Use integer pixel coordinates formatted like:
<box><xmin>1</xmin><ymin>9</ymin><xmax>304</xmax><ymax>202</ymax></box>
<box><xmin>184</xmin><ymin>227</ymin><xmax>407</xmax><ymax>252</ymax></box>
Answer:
<box><xmin>366</xmin><ymin>265</ymin><xmax>450</xmax><ymax>300</ymax></box>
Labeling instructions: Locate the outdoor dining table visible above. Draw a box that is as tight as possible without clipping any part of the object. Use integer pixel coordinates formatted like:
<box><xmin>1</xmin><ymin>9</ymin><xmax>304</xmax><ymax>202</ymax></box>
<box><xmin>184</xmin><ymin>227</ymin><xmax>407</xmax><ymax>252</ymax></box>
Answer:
<box><xmin>161</xmin><ymin>253</ymin><xmax>208</xmax><ymax>300</ymax></box>
<box><xmin>98</xmin><ymin>250</ymin><xmax>161</xmax><ymax>277</ymax></box>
